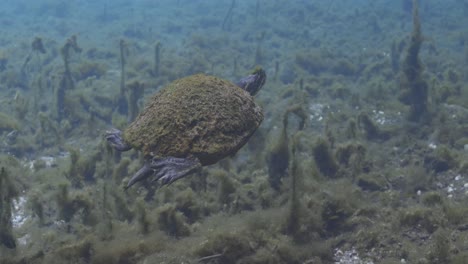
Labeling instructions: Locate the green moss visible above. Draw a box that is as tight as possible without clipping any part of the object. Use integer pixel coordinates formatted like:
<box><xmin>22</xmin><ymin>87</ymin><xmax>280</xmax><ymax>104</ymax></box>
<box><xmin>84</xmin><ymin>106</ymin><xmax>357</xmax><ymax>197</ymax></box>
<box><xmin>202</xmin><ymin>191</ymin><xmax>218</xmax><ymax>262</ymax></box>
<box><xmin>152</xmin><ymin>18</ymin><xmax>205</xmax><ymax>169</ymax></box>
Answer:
<box><xmin>60</xmin><ymin>35</ymin><xmax>81</xmax><ymax>91</ymax></box>
<box><xmin>421</xmin><ymin>192</ymin><xmax>443</xmax><ymax>206</ymax></box>
<box><xmin>55</xmin><ymin>184</ymin><xmax>96</xmax><ymax>225</ymax></box>
<box><xmin>54</xmin><ymin>238</ymin><xmax>93</xmax><ymax>263</ymax></box>
<box><xmin>267</xmin><ymin>104</ymin><xmax>307</xmax><ymax>190</ymax></box>
<box><xmin>37</xmin><ymin>112</ymin><xmax>62</xmax><ymax>147</ymax></box>
<box><xmin>0</xmin><ymin>112</ymin><xmax>20</xmax><ymax>132</ymax></box>
<box><xmin>0</xmin><ymin>167</ymin><xmax>17</xmax><ymax>249</ymax></box>
<box><xmin>402</xmin><ymin>165</ymin><xmax>432</xmax><ymax>193</ymax></box>
<box><xmin>157</xmin><ymin>203</ymin><xmax>190</xmax><ymax>237</ymax></box>
<box><xmin>136</xmin><ymin>199</ymin><xmax>150</xmax><ymax>235</ymax></box>
<box><xmin>335</xmin><ymin>143</ymin><xmax>366</xmax><ymax>177</ymax></box>
<box><xmin>0</xmin><ymin>50</ymin><xmax>8</xmax><ymax>72</ymax></box>
<box><xmin>29</xmin><ymin>192</ymin><xmax>45</xmax><ymax>225</ymax></box>
<box><xmin>126</xmin><ymin>80</ymin><xmax>145</xmax><ymax>122</ymax></box>
<box><xmin>111</xmin><ymin>188</ymin><xmax>134</xmax><ymax>222</ymax></box>
<box><xmin>442</xmin><ymin>202</ymin><xmax>468</xmax><ymax>226</ymax></box>
<box><xmin>295</xmin><ymin>50</ymin><xmax>327</xmax><ymax>75</ymax></box>
<box><xmin>0</xmin><ymin>70</ymin><xmax>26</xmax><ymax>89</ymax></box>
<box><xmin>398</xmin><ymin>0</ymin><xmax>429</xmax><ymax>122</ymax></box>
<box><xmin>194</xmin><ymin>232</ymin><xmax>253</xmax><ymax>264</ymax></box>
<box><xmin>238</xmin><ymin>248</ymin><xmax>282</xmax><ymax>264</ymax></box>
<box><xmin>357</xmin><ymin>112</ymin><xmax>389</xmax><ymax>141</ymax></box>
<box><xmin>312</xmin><ymin>137</ymin><xmax>338</xmax><ymax>178</ymax></box>
<box><xmin>427</xmin><ymin>229</ymin><xmax>451</xmax><ymax>263</ymax></box>
<box><xmin>286</xmin><ymin>133</ymin><xmax>301</xmax><ymax>240</ymax></box>
<box><xmin>153</xmin><ymin>41</ymin><xmax>161</xmax><ymax>77</ymax></box>
<box><xmin>398</xmin><ymin>207</ymin><xmax>443</xmax><ymax>233</ymax></box>
<box><xmin>112</xmin><ymin>158</ymin><xmax>131</xmax><ymax>182</ymax></box>
<box><xmin>174</xmin><ymin>187</ymin><xmax>201</xmax><ymax>223</ymax></box>
<box><xmin>14</xmin><ymin>92</ymin><xmax>29</xmax><ymax>119</ymax></box>
<box><xmin>452</xmin><ymin>252</ymin><xmax>468</xmax><ymax>264</ymax></box>
<box><xmin>67</xmin><ymin>148</ymin><xmax>99</xmax><ymax>186</ymax></box>
<box><xmin>432</xmin><ymin>145</ymin><xmax>459</xmax><ymax>172</ymax></box>
<box><xmin>214</xmin><ymin>170</ymin><xmax>236</xmax><ymax>205</ymax></box>
<box><xmin>345</xmin><ymin>119</ymin><xmax>358</xmax><ymax>140</ymax></box>
<box><xmin>331</xmin><ymin>59</ymin><xmax>356</xmax><ymax>76</ymax></box>
<box><xmin>123</xmin><ymin>73</ymin><xmax>263</xmax><ymax>166</ymax></box>
<box><xmin>266</xmin><ymin>115</ymin><xmax>289</xmax><ymax>190</ymax></box>
<box><xmin>356</xmin><ymin>173</ymin><xmax>386</xmax><ymax>191</ymax></box>
<box><xmin>73</xmin><ymin>60</ymin><xmax>107</xmax><ymax>81</ymax></box>
<box><xmin>321</xmin><ymin>180</ymin><xmax>362</xmax><ymax>234</ymax></box>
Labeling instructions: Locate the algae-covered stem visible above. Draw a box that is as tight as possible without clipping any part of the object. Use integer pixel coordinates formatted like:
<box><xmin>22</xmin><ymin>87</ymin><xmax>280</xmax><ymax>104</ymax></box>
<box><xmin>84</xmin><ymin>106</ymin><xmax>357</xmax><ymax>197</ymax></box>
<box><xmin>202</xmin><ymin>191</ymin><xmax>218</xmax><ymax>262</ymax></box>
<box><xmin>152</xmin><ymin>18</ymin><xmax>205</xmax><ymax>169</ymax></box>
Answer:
<box><xmin>60</xmin><ymin>35</ymin><xmax>81</xmax><ymax>90</ymax></box>
<box><xmin>119</xmin><ymin>39</ymin><xmax>127</xmax><ymax>98</ymax></box>
<box><xmin>222</xmin><ymin>0</ymin><xmax>236</xmax><ymax>31</ymax></box>
<box><xmin>399</xmin><ymin>0</ymin><xmax>429</xmax><ymax>122</ymax></box>
<box><xmin>21</xmin><ymin>37</ymin><xmax>46</xmax><ymax>75</ymax></box>
<box><xmin>255</xmin><ymin>0</ymin><xmax>260</xmax><ymax>22</ymax></box>
<box><xmin>267</xmin><ymin>105</ymin><xmax>307</xmax><ymax>190</ymax></box>
<box><xmin>0</xmin><ymin>167</ymin><xmax>18</xmax><ymax>249</ymax></box>
<box><xmin>153</xmin><ymin>42</ymin><xmax>161</xmax><ymax>78</ymax></box>
<box><xmin>118</xmin><ymin>39</ymin><xmax>129</xmax><ymax>115</ymax></box>
<box><xmin>287</xmin><ymin>132</ymin><xmax>302</xmax><ymax>239</ymax></box>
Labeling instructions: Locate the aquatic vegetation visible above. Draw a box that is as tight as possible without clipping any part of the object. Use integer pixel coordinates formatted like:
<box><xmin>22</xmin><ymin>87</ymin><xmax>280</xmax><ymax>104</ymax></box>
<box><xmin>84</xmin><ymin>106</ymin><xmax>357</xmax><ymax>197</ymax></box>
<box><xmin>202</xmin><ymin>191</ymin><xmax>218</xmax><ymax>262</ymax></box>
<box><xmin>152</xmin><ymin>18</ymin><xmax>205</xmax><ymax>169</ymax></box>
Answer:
<box><xmin>0</xmin><ymin>112</ymin><xmax>20</xmax><ymax>132</ymax></box>
<box><xmin>117</xmin><ymin>39</ymin><xmax>129</xmax><ymax>116</ymax></box>
<box><xmin>156</xmin><ymin>203</ymin><xmax>191</xmax><ymax>237</ymax></box>
<box><xmin>267</xmin><ymin>104</ymin><xmax>306</xmax><ymax>190</ymax></box>
<box><xmin>60</xmin><ymin>35</ymin><xmax>81</xmax><ymax>91</ymax></box>
<box><xmin>153</xmin><ymin>42</ymin><xmax>161</xmax><ymax>78</ymax></box>
<box><xmin>0</xmin><ymin>167</ymin><xmax>18</xmax><ymax>249</ymax></box>
<box><xmin>221</xmin><ymin>0</ymin><xmax>236</xmax><ymax>31</ymax></box>
<box><xmin>0</xmin><ymin>70</ymin><xmax>27</xmax><ymax>89</ymax></box>
<box><xmin>194</xmin><ymin>231</ymin><xmax>253</xmax><ymax>264</ymax></box>
<box><xmin>21</xmin><ymin>37</ymin><xmax>46</xmax><ymax>76</ymax></box>
<box><xmin>312</xmin><ymin>137</ymin><xmax>339</xmax><ymax>178</ymax></box>
<box><xmin>398</xmin><ymin>0</ymin><xmax>429</xmax><ymax>122</ymax></box>
<box><xmin>0</xmin><ymin>0</ymin><xmax>466</xmax><ymax>263</ymax></box>
<box><xmin>295</xmin><ymin>50</ymin><xmax>328</xmax><ymax>75</ymax></box>
<box><xmin>126</xmin><ymin>80</ymin><xmax>145</xmax><ymax>122</ymax></box>
<box><xmin>73</xmin><ymin>61</ymin><xmax>107</xmax><ymax>81</ymax></box>
<box><xmin>0</xmin><ymin>50</ymin><xmax>7</xmax><ymax>72</ymax></box>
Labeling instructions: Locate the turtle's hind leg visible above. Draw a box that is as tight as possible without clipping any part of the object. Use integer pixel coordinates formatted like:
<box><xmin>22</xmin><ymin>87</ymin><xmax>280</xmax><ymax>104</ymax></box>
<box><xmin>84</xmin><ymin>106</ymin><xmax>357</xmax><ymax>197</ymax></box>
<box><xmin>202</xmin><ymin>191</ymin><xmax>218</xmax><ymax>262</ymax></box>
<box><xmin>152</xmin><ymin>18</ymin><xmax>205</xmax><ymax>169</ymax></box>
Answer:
<box><xmin>125</xmin><ymin>156</ymin><xmax>201</xmax><ymax>189</ymax></box>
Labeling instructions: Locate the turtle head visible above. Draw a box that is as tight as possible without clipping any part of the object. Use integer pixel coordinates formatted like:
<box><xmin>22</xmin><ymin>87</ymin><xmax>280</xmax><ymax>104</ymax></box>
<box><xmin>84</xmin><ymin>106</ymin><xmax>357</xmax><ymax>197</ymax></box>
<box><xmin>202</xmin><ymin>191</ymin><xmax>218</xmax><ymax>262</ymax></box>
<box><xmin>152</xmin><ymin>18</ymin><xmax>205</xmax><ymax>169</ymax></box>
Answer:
<box><xmin>105</xmin><ymin>128</ymin><xmax>132</xmax><ymax>152</ymax></box>
<box><xmin>235</xmin><ymin>67</ymin><xmax>266</xmax><ymax>96</ymax></box>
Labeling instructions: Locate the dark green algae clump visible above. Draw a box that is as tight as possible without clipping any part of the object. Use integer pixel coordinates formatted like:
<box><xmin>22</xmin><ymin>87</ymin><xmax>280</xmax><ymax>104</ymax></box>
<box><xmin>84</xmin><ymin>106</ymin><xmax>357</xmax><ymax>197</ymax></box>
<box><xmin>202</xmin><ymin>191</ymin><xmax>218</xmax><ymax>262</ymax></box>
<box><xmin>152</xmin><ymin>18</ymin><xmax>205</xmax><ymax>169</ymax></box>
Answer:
<box><xmin>123</xmin><ymin>74</ymin><xmax>263</xmax><ymax>166</ymax></box>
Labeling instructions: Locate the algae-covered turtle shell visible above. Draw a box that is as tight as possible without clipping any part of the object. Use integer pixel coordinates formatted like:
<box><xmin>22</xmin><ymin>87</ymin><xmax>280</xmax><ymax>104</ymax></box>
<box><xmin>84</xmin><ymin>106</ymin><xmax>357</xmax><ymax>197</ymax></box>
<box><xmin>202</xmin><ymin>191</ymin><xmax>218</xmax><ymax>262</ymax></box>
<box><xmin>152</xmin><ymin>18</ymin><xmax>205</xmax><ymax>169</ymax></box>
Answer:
<box><xmin>106</xmin><ymin>68</ymin><xmax>266</xmax><ymax>189</ymax></box>
<box><xmin>123</xmin><ymin>73</ymin><xmax>263</xmax><ymax>166</ymax></box>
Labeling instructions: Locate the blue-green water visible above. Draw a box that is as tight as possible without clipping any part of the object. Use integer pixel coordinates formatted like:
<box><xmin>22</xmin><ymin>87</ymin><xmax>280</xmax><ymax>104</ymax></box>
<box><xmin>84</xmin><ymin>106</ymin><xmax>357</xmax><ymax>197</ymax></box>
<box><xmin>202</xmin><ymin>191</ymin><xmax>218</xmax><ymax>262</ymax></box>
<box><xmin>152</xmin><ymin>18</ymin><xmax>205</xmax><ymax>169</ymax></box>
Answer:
<box><xmin>0</xmin><ymin>0</ymin><xmax>467</xmax><ymax>263</ymax></box>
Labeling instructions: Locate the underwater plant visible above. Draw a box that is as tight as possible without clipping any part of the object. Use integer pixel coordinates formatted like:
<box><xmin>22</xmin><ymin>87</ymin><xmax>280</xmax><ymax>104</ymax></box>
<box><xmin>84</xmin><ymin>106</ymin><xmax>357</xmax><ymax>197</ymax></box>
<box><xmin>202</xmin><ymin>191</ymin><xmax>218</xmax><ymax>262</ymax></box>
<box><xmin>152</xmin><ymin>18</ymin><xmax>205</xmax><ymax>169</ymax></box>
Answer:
<box><xmin>126</xmin><ymin>80</ymin><xmax>145</xmax><ymax>122</ymax></box>
<box><xmin>117</xmin><ymin>39</ymin><xmax>129</xmax><ymax>115</ymax></box>
<box><xmin>153</xmin><ymin>41</ymin><xmax>161</xmax><ymax>78</ymax></box>
<box><xmin>398</xmin><ymin>0</ymin><xmax>429</xmax><ymax>122</ymax></box>
<box><xmin>0</xmin><ymin>167</ymin><xmax>17</xmax><ymax>249</ymax></box>
<box><xmin>266</xmin><ymin>105</ymin><xmax>307</xmax><ymax>190</ymax></box>
<box><xmin>20</xmin><ymin>37</ymin><xmax>46</xmax><ymax>76</ymax></box>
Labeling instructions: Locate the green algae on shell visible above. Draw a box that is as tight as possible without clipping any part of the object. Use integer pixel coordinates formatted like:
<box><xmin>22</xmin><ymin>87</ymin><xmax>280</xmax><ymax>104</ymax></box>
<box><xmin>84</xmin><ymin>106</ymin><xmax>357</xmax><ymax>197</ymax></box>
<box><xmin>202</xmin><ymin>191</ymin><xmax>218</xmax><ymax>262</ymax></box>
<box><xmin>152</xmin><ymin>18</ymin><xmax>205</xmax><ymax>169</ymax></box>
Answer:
<box><xmin>123</xmin><ymin>74</ymin><xmax>263</xmax><ymax>166</ymax></box>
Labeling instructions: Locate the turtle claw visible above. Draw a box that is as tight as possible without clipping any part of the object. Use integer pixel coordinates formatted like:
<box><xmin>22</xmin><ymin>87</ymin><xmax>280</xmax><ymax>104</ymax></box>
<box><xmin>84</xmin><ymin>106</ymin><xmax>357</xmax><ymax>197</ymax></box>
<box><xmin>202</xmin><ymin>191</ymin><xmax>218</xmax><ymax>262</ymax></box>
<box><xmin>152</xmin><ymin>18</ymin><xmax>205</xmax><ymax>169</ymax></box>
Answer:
<box><xmin>152</xmin><ymin>156</ymin><xmax>201</xmax><ymax>187</ymax></box>
<box><xmin>125</xmin><ymin>161</ymin><xmax>153</xmax><ymax>190</ymax></box>
<box><xmin>125</xmin><ymin>156</ymin><xmax>201</xmax><ymax>189</ymax></box>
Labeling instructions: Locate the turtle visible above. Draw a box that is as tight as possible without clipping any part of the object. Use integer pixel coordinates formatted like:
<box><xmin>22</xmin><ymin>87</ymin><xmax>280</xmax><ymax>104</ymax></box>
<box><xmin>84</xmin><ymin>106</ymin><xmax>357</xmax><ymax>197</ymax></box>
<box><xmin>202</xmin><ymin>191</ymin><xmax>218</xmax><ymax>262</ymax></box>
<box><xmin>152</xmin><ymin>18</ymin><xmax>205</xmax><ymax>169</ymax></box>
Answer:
<box><xmin>106</xmin><ymin>67</ymin><xmax>266</xmax><ymax>189</ymax></box>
